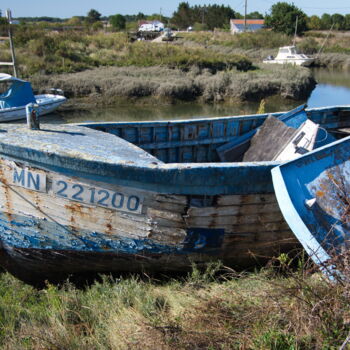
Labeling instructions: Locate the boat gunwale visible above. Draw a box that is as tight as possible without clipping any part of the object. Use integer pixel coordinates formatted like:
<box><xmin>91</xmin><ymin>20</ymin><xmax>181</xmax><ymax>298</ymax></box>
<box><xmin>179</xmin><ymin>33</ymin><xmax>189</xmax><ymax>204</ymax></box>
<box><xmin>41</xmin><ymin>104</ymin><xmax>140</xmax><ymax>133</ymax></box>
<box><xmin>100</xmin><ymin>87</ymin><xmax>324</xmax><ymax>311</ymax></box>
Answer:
<box><xmin>0</xmin><ymin>105</ymin><xmax>349</xmax><ymax>195</ymax></box>
<box><xmin>270</xmin><ymin>135</ymin><xmax>350</xmax><ymax>269</ymax></box>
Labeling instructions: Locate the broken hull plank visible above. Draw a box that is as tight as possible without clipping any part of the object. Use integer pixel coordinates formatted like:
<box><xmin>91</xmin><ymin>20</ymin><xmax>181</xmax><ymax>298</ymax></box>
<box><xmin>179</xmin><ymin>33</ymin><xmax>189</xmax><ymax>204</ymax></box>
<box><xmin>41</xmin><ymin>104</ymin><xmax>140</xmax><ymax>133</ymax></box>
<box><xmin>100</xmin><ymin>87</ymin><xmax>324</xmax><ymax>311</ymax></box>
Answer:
<box><xmin>272</xmin><ymin>134</ymin><xmax>350</xmax><ymax>270</ymax></box>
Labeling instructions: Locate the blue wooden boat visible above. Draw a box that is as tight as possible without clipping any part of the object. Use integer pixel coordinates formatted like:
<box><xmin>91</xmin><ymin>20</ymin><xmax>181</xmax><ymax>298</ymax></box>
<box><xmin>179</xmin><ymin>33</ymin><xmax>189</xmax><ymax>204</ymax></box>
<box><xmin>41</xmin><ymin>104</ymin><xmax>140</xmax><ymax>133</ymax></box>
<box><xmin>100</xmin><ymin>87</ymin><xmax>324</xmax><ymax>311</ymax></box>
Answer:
<box><xmin>272</xmin><ymin>134</ymin><xmax>350</xmax><ymax>269</ymax></box>
<box><xmin>0</xmin><ymin>73</ymin><xmax>66</xmax><ymax>122</ymax></box>
<box><xmin>0</xmin><ymin>104</ymin><xmax>349</xmax><ymax>284</ymax></box>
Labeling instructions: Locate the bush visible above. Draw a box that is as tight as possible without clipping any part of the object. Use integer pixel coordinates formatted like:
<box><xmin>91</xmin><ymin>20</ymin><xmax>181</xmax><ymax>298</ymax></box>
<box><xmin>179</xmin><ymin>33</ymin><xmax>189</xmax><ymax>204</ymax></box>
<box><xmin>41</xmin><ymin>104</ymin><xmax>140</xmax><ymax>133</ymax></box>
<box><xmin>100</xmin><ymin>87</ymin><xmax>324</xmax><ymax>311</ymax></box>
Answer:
<box><xmin>298</xmin><ymin>37</ymin><xmax>319</xmax><ymax>54</ymax></box>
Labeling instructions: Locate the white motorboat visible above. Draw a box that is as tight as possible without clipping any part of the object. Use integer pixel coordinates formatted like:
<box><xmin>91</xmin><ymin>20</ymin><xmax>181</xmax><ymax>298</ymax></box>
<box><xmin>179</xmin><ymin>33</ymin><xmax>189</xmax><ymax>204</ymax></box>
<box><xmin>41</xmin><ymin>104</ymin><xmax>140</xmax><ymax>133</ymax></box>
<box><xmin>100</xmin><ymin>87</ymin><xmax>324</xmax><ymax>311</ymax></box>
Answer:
<box><xmin>263</xmin><ymin>46</ymin><xmax>314</xmax><ymax>67</ymax></box>
<box><xmin>0</xmin><ymin>73</ymin><xmax>66</xmax><ymax>122</ymax></box>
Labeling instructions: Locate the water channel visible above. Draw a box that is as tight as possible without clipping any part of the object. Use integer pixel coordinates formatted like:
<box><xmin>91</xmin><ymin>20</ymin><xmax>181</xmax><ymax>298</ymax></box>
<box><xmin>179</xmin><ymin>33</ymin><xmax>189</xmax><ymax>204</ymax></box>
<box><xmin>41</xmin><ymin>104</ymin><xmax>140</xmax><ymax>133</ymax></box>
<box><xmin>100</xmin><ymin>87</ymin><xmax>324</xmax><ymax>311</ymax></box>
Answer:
<box><xmin>52</xmin><ymin>68</ymin><xmax>350</xmax><ymax>124</ymax></box>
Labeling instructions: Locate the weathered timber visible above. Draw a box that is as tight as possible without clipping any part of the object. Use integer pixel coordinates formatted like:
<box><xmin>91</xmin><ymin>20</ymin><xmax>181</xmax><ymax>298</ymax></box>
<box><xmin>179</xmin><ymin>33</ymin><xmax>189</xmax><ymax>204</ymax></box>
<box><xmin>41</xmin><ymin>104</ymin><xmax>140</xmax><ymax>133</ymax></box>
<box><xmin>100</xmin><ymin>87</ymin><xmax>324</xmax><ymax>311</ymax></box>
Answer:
<box><xmin>272</xmin><ymin>134</ymin><xmax>350</xmax><ymax>273</ymax></box>
<box><xmin>0</xmin><ymin>105</ymin><xmax>349</xmax><ymax>284</ymax></box>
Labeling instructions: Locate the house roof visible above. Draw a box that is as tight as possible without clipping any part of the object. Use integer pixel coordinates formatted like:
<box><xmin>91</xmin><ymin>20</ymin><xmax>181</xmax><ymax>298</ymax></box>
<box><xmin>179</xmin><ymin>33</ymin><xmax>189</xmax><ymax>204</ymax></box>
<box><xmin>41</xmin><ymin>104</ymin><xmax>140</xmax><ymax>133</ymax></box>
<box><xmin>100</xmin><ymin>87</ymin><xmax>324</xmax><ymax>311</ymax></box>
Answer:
<box><xmin>233</xmin><ymin>24</ymin><xmax>264</xmax><ymax>31</ymax></box>
<box><xmin>231</xmin><ymin>19</ymin><xmax>265</xmax><ymax>25</ymax></box>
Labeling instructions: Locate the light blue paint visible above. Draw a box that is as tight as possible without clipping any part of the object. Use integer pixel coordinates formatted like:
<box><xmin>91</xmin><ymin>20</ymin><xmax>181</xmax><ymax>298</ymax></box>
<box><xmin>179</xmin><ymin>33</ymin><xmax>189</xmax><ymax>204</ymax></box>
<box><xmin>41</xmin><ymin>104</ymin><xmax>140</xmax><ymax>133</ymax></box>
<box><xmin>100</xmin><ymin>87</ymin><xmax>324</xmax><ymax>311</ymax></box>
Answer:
<box><xmin>0</xmin><ymin>212</ymin><xmax>224</xmax><ymax>256</ymax></box>
<box><xmin>0</xmin><ymin>105</ymin><xmax>349</xmax><ymax>262</ymax></box>
<box><xmin>272</xmin><ymin>135</ymin><xmax>350</xmax><ymax>267</ymax></box>
<box><xmin>0</xmin><ymin>75</ymin><xmax>36</xmax><ymax>109</ymax></box>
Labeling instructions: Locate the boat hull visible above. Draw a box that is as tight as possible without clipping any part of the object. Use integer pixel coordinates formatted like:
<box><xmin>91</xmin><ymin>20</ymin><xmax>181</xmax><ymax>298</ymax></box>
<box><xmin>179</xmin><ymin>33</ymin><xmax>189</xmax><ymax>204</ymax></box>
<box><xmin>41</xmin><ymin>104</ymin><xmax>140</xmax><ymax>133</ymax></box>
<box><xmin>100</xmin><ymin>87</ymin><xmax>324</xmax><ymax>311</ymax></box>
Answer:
<box><xmin>272</xmin><ymin>135</ymin><xmax>350</xmax><ymax>269</ymax></box>
<box><xmin>0</xmin><ymin>156</ymin><xmax>297</xmax><ymax>284</ymax></box>
<box><xmin>0</xmin><ymin>94</ymin><xmax>66</xmax><ymax>122</ymax></box>
<box><xmin>263</xmin><ymin>58</ymin><xmax>314</xmax><ymax>67</ymax></box>
<box><xmin>0</xmin><ymin>105</ymin><xmax>349</xmax><ymax>284</ymax></box>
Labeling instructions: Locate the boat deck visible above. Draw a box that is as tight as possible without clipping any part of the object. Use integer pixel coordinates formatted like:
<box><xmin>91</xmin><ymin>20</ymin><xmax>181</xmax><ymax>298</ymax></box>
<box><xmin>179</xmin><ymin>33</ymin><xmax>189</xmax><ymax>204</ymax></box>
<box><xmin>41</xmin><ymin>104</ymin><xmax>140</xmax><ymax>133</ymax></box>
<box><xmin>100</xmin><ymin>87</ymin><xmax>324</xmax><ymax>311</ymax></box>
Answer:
<box><xmin>0</xmin><ymin>123</ymin><xmax>162</xmax><ymax>167</ymax></box>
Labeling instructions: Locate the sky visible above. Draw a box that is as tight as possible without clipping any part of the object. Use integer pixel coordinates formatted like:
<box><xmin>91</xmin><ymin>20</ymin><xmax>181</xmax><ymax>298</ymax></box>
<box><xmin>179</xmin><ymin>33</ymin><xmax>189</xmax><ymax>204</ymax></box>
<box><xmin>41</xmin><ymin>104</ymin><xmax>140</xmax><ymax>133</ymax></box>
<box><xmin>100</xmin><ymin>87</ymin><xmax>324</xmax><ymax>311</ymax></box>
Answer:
<box><xmin>2</xmin><ymin>0</ymin><xmax>350</xmax><ymax>19</ymax></box>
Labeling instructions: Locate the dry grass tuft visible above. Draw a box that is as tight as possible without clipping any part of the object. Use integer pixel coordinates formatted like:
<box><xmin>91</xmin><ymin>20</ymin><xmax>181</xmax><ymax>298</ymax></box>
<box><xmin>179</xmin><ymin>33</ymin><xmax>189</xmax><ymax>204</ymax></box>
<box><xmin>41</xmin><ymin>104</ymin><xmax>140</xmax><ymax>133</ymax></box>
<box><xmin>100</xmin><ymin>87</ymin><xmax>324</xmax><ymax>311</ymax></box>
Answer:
<box><xmin>0</xmin><ymin>259</ymin><xmax>350</xmax><ymax>349</ymax></box>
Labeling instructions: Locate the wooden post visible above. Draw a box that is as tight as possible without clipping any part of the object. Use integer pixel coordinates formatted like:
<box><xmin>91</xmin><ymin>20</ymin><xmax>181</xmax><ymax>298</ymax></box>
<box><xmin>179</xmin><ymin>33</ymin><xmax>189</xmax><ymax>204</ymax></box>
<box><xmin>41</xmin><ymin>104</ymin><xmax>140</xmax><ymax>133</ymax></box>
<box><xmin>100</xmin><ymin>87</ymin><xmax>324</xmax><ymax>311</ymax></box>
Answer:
<box><xmin>244</xmin><ymin>0</ymin><xmax>247</xmax><ymax>32</ymax></box>
<box><xmin>26</xmin><ymin>103</ymin><xmax>40</xmax><ymax>130</ymax></box>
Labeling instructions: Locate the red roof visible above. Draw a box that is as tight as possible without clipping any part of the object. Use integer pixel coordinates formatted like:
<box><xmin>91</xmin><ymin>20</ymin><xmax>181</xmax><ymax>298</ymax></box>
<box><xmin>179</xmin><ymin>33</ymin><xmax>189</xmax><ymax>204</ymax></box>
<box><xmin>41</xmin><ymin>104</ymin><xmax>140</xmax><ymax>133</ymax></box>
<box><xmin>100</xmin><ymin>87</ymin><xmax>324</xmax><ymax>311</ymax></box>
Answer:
<box><xmin>231</xmin><ymin>19</ymin><xmax>265</xmax><ymax>25</ymax></box>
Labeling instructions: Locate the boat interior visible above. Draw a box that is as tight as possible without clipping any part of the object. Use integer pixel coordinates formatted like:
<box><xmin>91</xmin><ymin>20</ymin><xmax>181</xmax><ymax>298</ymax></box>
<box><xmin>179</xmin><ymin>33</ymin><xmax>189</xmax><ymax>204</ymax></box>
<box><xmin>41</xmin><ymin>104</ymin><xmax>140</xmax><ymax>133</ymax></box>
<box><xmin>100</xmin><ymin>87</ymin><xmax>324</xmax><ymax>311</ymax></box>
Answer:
<box><xmin>82</xmin><ymin>105</ymin><xmax>350</xmax><ymax>164</ymax></box>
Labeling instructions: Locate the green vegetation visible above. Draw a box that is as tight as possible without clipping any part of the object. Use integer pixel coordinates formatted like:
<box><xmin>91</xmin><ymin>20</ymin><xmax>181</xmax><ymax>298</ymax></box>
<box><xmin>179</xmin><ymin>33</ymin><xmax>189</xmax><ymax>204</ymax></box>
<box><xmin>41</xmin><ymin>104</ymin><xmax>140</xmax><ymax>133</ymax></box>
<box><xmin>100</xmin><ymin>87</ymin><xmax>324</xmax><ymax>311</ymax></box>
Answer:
<box><xmin>1</xmin><ymin>19</ymin><xmax>349</xmax><ymax>106</ymax></box>
<box><xmin>31</xmin><ymin>64</ymin><xmax>315</xmax><ymax>106</ymax></box>
<box><xmin>172</xmin><ymin>2</ymin><xmax>235</xmax><ymax>30</ymax></box>
<box><xmin>9</xmin><ymin>2</ymin><xmax>350</xmax><ymax>34</ymax></box>
<box><xmin>0</xmin><ymin>260</ymin><xmax>349</xmax><ymax>349</ymax></box>
<box><xmin>265</xmin><ymin>2</ymin><xmax>308</xmax><ymax>36</ymax></box>
<box><xmin>0</xmin><ymin>26</ymin><xmax>252</xmax><ymax>76</ymax></box>
<box><xmin>181</xmin><ymin>30</ymin><xmax>290</xmax><ymax>50</ymax></box>
<box><xmin>87</xmin><ymin>9</ymin><xmax>102</xmax><ymax>23</ymax></box>
<box><xmin>110</xmin><ymin>14</ymin><xmax>126</xmax><ymax>31</ymax></box>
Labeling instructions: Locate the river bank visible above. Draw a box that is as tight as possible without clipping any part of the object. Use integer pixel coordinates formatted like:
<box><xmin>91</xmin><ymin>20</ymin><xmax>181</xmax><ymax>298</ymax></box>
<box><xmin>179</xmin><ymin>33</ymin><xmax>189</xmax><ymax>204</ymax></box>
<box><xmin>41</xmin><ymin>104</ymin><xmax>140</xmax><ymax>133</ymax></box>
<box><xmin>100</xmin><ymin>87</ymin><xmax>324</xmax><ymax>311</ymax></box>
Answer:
<box><xmin>32</xmin><ymin>64</ymin><xmax>316</xmax><ymax>109</ymax></box>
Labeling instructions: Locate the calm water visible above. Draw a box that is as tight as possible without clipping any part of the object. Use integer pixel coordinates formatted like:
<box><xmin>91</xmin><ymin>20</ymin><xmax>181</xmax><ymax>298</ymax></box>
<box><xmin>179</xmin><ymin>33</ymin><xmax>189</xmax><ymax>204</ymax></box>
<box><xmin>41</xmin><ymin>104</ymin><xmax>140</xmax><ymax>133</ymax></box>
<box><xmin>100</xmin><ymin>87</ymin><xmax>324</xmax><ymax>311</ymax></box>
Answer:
<box><xmin>52</xmin><ymin>68</ymin><xmax>350</xmax><ymax>123</ymax></box>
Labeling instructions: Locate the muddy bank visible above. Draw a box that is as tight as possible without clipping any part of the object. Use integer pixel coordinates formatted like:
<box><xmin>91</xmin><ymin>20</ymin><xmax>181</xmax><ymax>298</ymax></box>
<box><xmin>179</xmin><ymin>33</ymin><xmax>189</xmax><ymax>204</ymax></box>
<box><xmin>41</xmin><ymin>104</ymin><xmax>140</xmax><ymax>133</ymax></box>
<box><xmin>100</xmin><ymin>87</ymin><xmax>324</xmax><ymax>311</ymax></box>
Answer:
<box><xmin>31</xmin><ymin>65</ymin><xmax>316</xmax><ymax>109</ymax></box>
<box><xmin>313</xmin><ymin>53</ymin><xmax>350</xmax><ymax>70</ymax></box>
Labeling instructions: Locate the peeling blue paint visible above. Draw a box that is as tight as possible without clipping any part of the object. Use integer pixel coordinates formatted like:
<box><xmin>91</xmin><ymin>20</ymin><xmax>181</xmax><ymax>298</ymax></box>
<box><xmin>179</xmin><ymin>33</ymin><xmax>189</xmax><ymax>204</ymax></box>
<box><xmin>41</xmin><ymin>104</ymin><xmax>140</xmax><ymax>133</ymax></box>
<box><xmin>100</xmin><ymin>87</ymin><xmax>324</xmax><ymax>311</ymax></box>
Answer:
<box><xmin>272</xmin><ymin>135</ymin><xmax>350</xmax><ymax>268</ymax></box>
<box><xmin>0</xmin><ymin>213</ymin><xmax>223</xmax><ymax>256</ymax></box>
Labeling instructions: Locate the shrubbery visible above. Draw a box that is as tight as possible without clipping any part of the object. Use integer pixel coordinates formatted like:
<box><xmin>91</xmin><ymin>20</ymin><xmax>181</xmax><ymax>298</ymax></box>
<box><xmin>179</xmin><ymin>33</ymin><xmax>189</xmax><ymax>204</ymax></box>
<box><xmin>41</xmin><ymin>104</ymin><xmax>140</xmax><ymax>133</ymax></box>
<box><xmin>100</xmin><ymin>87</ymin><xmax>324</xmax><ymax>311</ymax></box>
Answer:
<box><xmin>0</xmin><ymin>25</ymin><xmax>253</xmax><ymax>77</ymax></box>
<box><xmin>31</xmin><ymin>63</ymin><xmax>315</xmax><ymax>103</ymax></box>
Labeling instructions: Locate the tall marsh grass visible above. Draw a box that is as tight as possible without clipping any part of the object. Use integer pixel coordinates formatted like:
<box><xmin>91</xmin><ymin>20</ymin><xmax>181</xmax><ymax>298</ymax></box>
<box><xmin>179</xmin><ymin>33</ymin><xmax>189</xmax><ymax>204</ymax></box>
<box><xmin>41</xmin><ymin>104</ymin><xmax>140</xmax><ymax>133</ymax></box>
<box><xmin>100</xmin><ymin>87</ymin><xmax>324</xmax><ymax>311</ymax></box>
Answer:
<box><xmin>181</xmin><ymin>30</ymin><xmax>291</xmax><ymax>50</ymax></box>
<box><xmin>31</xmin><ymin>64</ymin><xmax>315</xmax><ymax>105</ymax></box>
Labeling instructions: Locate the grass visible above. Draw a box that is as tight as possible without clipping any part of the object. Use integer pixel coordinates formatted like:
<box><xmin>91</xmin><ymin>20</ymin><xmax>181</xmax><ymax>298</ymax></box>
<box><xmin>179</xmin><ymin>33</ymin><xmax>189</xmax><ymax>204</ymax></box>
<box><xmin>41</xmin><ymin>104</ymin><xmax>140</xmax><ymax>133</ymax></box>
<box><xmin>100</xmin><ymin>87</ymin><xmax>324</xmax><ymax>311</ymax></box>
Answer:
<box><xmin>0</xmin><ymin>258</ymin><xmax>349</xmax><ymax>349</ymax></box>
<box><xmin>180</xmin><ymin>30</ymin><xmax>350</xmax><ymax>70</ymax></box>
<box><xmin>0</xmin><ymin>26</ymin><xmax>322</xmax><ymax>106</ymax></box>
<box><xmin>0</xmin><ymin>26</ymin><xmax>252</xmax><ymax>76</ymax></box>
<box><xmin>30</xmin><ymin>63</ymin><xmax>316</xmax><ymax>107</ymax></box>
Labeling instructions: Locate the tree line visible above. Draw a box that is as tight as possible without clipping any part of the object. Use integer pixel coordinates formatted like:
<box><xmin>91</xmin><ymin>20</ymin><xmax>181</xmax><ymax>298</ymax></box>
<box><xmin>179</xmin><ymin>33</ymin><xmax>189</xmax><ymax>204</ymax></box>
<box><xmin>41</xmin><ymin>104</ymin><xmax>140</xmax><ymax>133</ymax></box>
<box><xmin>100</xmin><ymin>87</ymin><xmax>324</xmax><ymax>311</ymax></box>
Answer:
<box><xmin>4</xmin><ymin>2</ymin><xmax>350</xmax><ymax>34</ymax></box>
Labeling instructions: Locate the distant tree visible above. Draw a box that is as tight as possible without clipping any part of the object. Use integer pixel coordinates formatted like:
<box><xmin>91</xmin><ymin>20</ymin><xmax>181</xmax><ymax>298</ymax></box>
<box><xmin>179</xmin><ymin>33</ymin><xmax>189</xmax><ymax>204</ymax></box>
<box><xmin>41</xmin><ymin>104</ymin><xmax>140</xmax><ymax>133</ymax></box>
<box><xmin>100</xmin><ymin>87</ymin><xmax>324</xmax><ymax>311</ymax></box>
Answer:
<box><xmin>331</xmin><ymin>13</ymin><xmax>345</xmax><ymax>30</ymax></box>
<box><xmin>110</xmin><ymin>14</ymin><xmax>126</xmax><ymax>31</ymax></box>
<box><xmin>265</xmin><ymin>2</ymin><xmax>307</xmax><ymax>35</ymax></box>
<box><xmin>136</xmin><ymin>12</ymin><xmax>146</xmax><ymax>20</ymax></box>
<box><xmin>87</xmin><ymin>9</ymin><xmax>101</xmax><ymax>23</ymax></box>
<box><xmin>66</xmin><ymin>16</ymin><xmax>83</xmax><ymax>25</ymax></box>
<box><xmin>345</xmin><ymin>14</ymin><xmax>350</xmax><ymax>30</ymax></box>
<box><xmin>172</xmin><ymin>3</ymin><xmax>235</xmax><ymax>30</ymax></box>
<box><xmin>172</xmin><ymin>2</ymin><xmax>192</xmax><ymax>29</ymax></box>
<box><xmin>92</xmin><ymin>21</ymin><xmax>103</xmax><ymax>31</ymax></box>
<box><xmin>205</xmin><ymin>5</ymin><xmax>235</xmax><ymax>30</ymax></box>
<box><xmin>320</xmin><ymin>13</ymin><xmax>332</xmax><ymax>30</ymax></box>
<box><xmin>308</xmin><ymin>15</ymin><xmax>322</xmax><ymax>30</ymax></box>
<box><xmin>246</xmin><ymin>11</ymin><xmax>264</xmax><ymax>19</ymax></box>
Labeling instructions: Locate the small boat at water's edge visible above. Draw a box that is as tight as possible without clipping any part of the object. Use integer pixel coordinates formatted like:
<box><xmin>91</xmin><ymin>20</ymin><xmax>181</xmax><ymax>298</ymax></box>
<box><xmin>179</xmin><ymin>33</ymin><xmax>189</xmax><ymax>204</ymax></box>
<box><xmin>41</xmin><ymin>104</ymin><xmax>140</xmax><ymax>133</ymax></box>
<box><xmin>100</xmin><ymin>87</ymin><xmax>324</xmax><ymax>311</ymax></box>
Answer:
<box><xmin>0</xmin><ymin>73</ymin><xmax>66</xmax><ymax>122</ymax></box>
<box><xmin>263</xmin><ymin>46</ymin><xmax>314</xmax><ymax>67</ymax></box>
<box><xmin>272</xmin><ymin>135</ymin><xmax>350</xmax><ymax>270</ymax></box>
<box><xmin>0</xmin><ymin>105</ymin><xmax>349</xmax><ymax>284</ymax></box>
